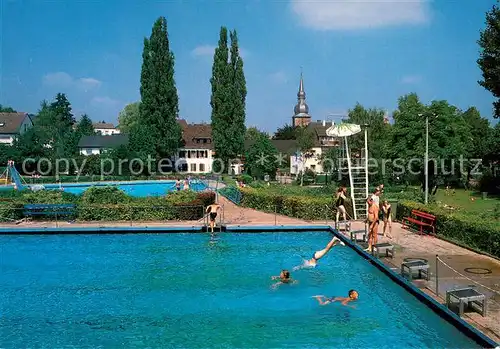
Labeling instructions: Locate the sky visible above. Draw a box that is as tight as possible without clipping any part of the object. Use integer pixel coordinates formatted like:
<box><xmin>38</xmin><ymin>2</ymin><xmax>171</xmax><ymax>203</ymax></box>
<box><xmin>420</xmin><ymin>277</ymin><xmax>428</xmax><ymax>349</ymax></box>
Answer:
<box><xmin>1</xmin><ymin>0</ymin><xmax>498</xmax><ymax>132</ymax></box>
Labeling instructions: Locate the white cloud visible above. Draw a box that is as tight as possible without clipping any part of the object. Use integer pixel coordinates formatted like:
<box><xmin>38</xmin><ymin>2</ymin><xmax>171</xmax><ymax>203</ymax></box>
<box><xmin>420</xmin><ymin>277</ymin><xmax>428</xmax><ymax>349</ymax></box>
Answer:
<box><xmin>42</xmin><ymin>72</ymin><xmax>101</xmax><ymax>91</ymax></box>
<box><xmin>291</xmin><ymin>0</ymin><xmax>430</xmax><ymax>31</ymax></box>
<box><xmin>269</xmin><ymin>71</ymin><xmax>288</xmax><ymax>84</ymax></box>
<box><xmin>401</xmin><ymin>75</ymin><xmax>422</xmax><ymax>84</ymax></box>
<box><xmin>43</xmin><ymin>72</ymin><xmax>74</xmax><ymax>87</ymax></box>
<box><xmin>90</xmin><ymin>96</ymin><xmax>121</xmax><ymax>108</ymax></box>
<box><xmin>192</xmin><ymin>45</ymin><xmax>249</xmax><ymax>59</ymax></box>
<box><xmin>192</xmin><ymin>45</ymin><xmax>216</xmax><ymax>57</ymax></box>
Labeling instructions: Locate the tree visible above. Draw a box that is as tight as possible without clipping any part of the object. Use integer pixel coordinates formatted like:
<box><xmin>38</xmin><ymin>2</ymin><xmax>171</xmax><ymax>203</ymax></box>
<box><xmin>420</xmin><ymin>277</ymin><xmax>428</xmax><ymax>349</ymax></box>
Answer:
<box><xmin>461</xmin><ymin>107</ymin><xmax>491</xmax><ymax>185</ymax></box>
<box><xmin>139</xmin><ymin>17</ymin><xmax>181</xmax><ymax>159</ymax></box>
<box><xmin>245</xmin><ymin>126</ymin><xmax>268</xmax><ymax>141</ymax></box>
<box><xmin>210</xmin><ymin>27</ymin><xmax>247</xmax><ymax>173</ymax></box>
<box><xmin>118</xmin><ymin>102</ymin><xmax>141</xmax><ymax>133</ymax></box>
<box><xmin>0</xmin><ymin>105</ymin><xmax>16</xmax><ymax>113</ymax></box>
<box><xmin>478</xmin><ymin>2</ymin><xmax>500</xmax><ymax>118</ymax></box>
<box><xmin>75</xmin><ymin>114</ymin><xmax>95</xmax><ymax>137</ymax></box>
<box><xmin>245</xmin><ymin>133</ymin><xmax>278</xmax><ymax>179</ymax></box>
<box><xmin>273</xmin><ymin>124</ymin><xmax>297</xmax><ymax>140</ymax></box>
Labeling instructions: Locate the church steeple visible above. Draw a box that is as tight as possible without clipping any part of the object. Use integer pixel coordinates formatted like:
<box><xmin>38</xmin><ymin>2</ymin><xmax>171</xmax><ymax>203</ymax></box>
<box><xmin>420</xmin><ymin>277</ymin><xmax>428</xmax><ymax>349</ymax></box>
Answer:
<box><xmin>292</xmin><ymin>70</ymin><xmax>311</xmax><ymax>127</ymax></box>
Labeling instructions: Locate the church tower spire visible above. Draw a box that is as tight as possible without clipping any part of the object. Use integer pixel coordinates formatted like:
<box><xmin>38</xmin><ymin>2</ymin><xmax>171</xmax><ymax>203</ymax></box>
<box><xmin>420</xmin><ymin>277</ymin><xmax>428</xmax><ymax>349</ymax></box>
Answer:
<box><xmin>292</xmin><ymin>70</ymin><xmax>311</xmax><ymax>127</ymax></box>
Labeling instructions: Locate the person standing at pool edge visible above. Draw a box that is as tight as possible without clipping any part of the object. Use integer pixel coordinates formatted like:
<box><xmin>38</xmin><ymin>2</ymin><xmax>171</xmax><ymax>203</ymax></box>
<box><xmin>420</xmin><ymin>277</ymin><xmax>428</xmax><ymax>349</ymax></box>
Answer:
<box><xmin>176</xmin><ymin>179</ymin><xmax>181</xmax><ymax>191</ymax></box>
<box><xmin>206</xmin><ymin>203</ymin><xmax>221</xmax><ymax>233</ymax></box>
<box><xmin>293</xmin><ymin>236</ymin><xmax>345</xmax><ymax>270</ymax></box>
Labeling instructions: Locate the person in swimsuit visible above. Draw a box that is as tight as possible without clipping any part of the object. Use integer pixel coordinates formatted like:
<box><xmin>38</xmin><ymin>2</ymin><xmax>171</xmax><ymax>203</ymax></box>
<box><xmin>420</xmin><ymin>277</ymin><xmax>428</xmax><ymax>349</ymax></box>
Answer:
<box><xmin>366</xmin><ymin>190</ymin><xmax>380</xmax><ymax>252</ymax></box>
<box><xmin>335</xmin><ymin>186</ymin><xmax>348</xmax><ymax>223</ymax></box>
<box><xmin>312</xmin><ymin>290</ymin><xmax>359</xmax><ymax>308</ymax></box>
<box><xmin>205</xmin><ymin>203</ymin><xmax>221</xmax><ymax>233</ymax></box>
<box><xmin>183</xmin><ymin>179</ymin><xmax>189</xmax><ymax>190</ymax></box>
<box><xmin>293</xmin><ymin>236</ymin><xmax>345</xmax><ymax>270</ymax></box>
<box><xmin>271</xmin><ymin>269</ymin><xmax>297</xmax><ymax>289</ymax></box>
<box><xmin>175</xmin><ymin>179</ymin><xmax>181</xmax><ymax>191</ymax></box>
<box><xmin>381</xmin><ymin>200</ymin><xmax>393</xmax><ymax>239</ymax></box>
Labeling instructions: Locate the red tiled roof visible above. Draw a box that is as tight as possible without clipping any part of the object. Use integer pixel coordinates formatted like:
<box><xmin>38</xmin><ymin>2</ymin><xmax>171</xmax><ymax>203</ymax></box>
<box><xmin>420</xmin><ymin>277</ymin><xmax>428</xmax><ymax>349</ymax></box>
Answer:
<box><xmin>0</xmin><ymin>112</ymin><xmax>31</xmax><ymax>134</ymax></box>
<box><xmin>179</xmin><ymin>120</ymin><xmax>213</xmax><ymax>149</ymax></box>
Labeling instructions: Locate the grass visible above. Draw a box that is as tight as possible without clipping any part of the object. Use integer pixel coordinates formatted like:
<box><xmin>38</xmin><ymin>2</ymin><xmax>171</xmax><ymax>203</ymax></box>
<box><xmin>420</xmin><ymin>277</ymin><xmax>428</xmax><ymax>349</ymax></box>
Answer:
<box><xmin>434</xmin><ymin>189</ymin><xmax>500</xmax><ymax>218</ymax></box>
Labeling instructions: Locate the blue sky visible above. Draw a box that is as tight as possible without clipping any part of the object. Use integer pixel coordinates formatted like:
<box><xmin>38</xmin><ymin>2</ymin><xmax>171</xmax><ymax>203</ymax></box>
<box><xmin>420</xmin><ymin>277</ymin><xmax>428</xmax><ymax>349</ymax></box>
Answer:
<box><xmin>1</xmin><ymin>0</ymin><xmax>498</xmax><ymax>132</ymax></box>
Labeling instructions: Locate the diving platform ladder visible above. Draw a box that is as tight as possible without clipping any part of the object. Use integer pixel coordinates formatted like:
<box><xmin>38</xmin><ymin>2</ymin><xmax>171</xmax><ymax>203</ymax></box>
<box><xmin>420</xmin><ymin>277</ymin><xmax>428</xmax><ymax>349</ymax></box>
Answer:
<box><xmin>338</xmin><ymin>133</ymin><xmax>369</xmax><ymax>221</ymax></box>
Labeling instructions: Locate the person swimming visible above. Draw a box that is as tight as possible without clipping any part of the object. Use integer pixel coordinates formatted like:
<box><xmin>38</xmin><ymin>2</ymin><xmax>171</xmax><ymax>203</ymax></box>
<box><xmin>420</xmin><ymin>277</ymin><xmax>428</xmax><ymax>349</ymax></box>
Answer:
<box><xmin>293</xmin><ymin>236</ymin><xmax>345</xmax><ymax>270</ymax></box>
<box><xmin>312</xmin><ymin>289</ymin><xmax>359</xmax><ymax>307</ymax></box>
<box><xmin>270</xmin><ymin>269</ymin><xmax>297</xmax><ymax>289</ymax></box>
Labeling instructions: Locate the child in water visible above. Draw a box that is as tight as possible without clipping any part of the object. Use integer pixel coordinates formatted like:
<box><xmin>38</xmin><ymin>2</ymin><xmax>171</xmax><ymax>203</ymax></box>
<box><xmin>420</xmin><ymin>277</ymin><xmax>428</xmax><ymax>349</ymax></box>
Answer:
<box><xmin>270</xmin><ymin>269</ymin><xmax>297</xmax><ymax>289</ymax></box>
<box><xmin>312</xmin><ymin>290</ymin><xmax>359</xmax><ymax>308</ymax></box>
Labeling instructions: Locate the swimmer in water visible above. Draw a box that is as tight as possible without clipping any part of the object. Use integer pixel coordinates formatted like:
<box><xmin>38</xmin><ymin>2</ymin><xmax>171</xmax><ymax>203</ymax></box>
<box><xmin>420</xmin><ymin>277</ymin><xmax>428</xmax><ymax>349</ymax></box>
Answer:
<box><xmin>293</xmin><ymin>236</ymin><xmax>345</xmax><ymax>270</ymax></box>
<box><xmin>270</xmin><ymin>269</ymin><xmax>297</xmax><ymax>289</ymax></box>
<box><xmin>312</xmin><ymin>290</ymin><xmax>359</xmax><ymax>308</ymax></box>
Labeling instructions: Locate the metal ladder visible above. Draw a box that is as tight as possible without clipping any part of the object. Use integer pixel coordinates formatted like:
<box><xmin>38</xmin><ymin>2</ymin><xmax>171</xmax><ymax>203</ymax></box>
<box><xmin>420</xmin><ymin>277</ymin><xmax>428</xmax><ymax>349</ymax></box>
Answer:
<box><xmin>339</xmin><ymin>137</ymin><xmax>369</xmax><ymax>221</ymax></box>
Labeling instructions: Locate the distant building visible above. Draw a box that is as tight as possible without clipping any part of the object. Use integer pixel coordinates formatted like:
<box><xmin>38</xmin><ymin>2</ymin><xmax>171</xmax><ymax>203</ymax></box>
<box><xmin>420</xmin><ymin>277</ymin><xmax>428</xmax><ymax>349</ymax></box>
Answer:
<box><xmin>78</xmin><ymin>134</ymin><xmax>128</xmax><ymax>156</ymax></box>
<box><xmin>292</xmin><ymin>73</ymin><xmax>311</xmax><ymax>127</ymax></box>
<box><xmin>0</xmin><ymin>112</ymin><xmax>33</xmax><ymax>145</ymax></box>
<box><xmin>174</xmin><ymin>120</ymin><xmax>213</xmax><ymax>173</ymax></box>
<box><xmin>93</xmin><ymin>122</ymin><xmax>120</xmax><ymax>135</ymax></box>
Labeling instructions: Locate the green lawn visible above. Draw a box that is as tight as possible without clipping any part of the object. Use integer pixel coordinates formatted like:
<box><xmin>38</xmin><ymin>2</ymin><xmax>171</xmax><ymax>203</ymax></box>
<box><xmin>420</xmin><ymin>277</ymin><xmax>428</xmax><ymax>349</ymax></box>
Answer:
<box><xmin>434</xmin><ymin>189</ymin><xmax>499</xmax><ymax>218</ymax></box>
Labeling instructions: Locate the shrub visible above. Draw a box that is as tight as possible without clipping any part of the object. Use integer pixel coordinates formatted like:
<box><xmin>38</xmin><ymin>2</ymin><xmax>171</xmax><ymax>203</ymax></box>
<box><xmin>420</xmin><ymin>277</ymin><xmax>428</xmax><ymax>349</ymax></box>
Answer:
<box><xmin>81</xmin><ymin>186</ymin><xmax>129</xmax><ymax>205</ymax></box>
<box><xmin>239</xmin><ymin>187</ymin><xmax>354</xmax><ymax>220</ymax></box>
<box><xmin>237</xmin><ymin>174</ymin><xmax>253</xmax><ymax>184</ymax></box>
<box><xmin>396</xmin><ymin>200</ymin><xmax>500</xmax><ymax>258</ymax></box>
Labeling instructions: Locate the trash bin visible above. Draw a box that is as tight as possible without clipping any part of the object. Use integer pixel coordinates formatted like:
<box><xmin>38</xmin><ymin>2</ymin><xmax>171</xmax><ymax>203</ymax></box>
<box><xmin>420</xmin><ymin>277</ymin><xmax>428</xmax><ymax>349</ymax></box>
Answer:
<box><xmin>482</xmin><ymin>192</ymin><xmax>488</xmax><ymax>199</ymax></box>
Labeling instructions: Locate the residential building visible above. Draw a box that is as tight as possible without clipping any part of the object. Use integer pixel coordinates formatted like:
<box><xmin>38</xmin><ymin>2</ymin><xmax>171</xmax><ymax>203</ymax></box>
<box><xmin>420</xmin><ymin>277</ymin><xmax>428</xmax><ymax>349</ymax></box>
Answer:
<box><xmin>0</xmin><ymin>112</ymin><xmax>34</xmax><ymax>145</ymax></box>
<box><xmin>93</xmin><ymin>122</ymin><xmax>121</xmax><ymax>135</ymax></box>
<box><xmin>174</xmin><ymin>120</ymin><xmax>213</xmax><ymax>173</ymax></box>
<box><xmin>78</xmin><ymin>134</ymin><xmax>128</xmax><ymax>156</ymax></box>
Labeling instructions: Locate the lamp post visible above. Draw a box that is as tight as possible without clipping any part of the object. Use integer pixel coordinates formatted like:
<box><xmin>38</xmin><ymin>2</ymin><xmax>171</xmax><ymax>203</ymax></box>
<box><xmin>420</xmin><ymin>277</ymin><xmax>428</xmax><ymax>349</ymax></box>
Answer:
<box><xmin>419</xmin><ymin>112</ymin><xmax>436</xmax><ymax>205</ymax></box>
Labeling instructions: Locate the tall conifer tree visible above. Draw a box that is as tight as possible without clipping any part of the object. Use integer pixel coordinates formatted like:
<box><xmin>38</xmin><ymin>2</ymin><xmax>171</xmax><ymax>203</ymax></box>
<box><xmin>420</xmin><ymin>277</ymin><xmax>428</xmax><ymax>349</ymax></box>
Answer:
<box><xmin>138</xmin><ymin>17</ymin><xmax>181</xmax><ymax>159</ymax></box>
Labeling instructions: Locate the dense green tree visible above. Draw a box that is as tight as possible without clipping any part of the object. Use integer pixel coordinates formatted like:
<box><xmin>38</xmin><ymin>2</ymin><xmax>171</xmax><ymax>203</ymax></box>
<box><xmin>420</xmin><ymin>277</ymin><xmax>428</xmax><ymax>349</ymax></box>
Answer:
<box><xmin>139</xmin><ymin>17</ymin><xmax>181</xmax><ymax>159</ymax></box>
<box><xmin>210</xmin><ymin>27</ymin><xmax>247</xmax><ymax>173</ymax></box>
<box><xmin>245</xmin><ymin>126</ymin><xmax>268</xmax><ymax>141</ymax></box>
<box><xmin>245</xmin><ymin>133</ymin><xmax>278</xmax><ymax>179</ymax></box>
<box><xmin>478</xmin><ymin>1</ymin><xmax>500</xmax><ymax>118</ymax></box>
<box><xmin>273</xmin><ymin>124</ymin><xmax>297</xmax><ymax>140</ymax></box>
<box><xmin>118</xmin><ymin>102</ymin><xmax>141</xmax><ymax>133</ymax></box>
<box><xmin>0</xmin><ymin>105</ymin><xmax>16</xmax><ymax>113</ymax></box>
<box><xmin>75</xmin><ymin>114</ymin><xmax>95</xmax><ymax>137</ymax></box>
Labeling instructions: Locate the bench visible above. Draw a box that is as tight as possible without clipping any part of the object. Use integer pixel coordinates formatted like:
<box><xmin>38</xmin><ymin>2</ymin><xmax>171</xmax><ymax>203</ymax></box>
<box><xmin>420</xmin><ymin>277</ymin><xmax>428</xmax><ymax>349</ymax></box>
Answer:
<box><xmin>402</xmin><ymin>209</ymin><xmax>436</xmax><ymax>235</ymax></box>
<box><xmin>371</xmin><ymin>242</ymin><xmax>394</xmax><ymax>258</ymax></box>
<box><xmin>401</xmin><ymin>260</ymin><xmax>430</xmax><ymax>281</ymax></box>
<box><xmin>23</xmin><ymin>204</ymin><xmax>76</xmax><ymax>220</ymax></box>
<box><xmin>446</xmin><ymin>287</ymin><xmax>487</xmax><ymax>317</ymax></box>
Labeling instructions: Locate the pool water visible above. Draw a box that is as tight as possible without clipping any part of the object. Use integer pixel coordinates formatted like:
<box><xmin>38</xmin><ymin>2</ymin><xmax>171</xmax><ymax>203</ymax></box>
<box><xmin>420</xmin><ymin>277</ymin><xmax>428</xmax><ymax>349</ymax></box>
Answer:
<box><xmin>43</xmin><ymin>180</ymin><xmax>207</xmax><ymax>197</ymax></box>
<box><xmin>0</xmin><ymin>232</ymin><xmax>481</xmax><ymax>348</ymax></box>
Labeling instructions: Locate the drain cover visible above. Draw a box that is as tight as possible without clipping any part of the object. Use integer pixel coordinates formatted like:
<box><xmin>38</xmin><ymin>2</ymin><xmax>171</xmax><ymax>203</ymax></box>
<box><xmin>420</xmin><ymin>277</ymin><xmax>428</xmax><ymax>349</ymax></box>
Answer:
<box><xmin>464</xmin><ymin>267</ymin><xmax>492</xmax><ymax>275</ymax></box>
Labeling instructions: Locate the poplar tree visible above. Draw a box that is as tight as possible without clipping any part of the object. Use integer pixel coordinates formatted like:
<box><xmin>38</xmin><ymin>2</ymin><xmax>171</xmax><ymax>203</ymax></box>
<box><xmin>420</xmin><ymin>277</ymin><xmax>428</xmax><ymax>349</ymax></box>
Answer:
<box><xmin>210</xmin><ymin>27</ymin><xmax>247</xmax><ymax>172</ymax></box>
<box><xmin>138</xmin><ymin>16</ymin><xmax>181</xmax><ymax>159</ymax></box>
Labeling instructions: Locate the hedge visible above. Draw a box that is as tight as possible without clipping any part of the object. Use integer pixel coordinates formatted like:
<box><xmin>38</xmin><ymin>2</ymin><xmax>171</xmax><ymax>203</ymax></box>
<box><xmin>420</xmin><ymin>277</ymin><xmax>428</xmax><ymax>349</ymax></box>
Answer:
<box><xmin>238</xmin><ymin>187</ymin><xmax>354</xmax><ymax>220</ymax></box>
<box><xmin>396</xmin><ymin>200</ymin><xmax>500</xmax><ymax>259</ymax></box>
<box><xmin>0</xmin><ymin>187</ymin><xmax>215</xmax><ymax>222</ymax></box>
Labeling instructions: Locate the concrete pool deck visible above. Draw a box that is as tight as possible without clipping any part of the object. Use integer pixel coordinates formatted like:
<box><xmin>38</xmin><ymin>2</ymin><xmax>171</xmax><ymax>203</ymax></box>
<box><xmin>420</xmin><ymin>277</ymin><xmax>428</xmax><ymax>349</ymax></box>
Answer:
<box><xmin>1</xmin><ymin>196</ymin><xmax>499</xmax><ymax>343</ymax></box>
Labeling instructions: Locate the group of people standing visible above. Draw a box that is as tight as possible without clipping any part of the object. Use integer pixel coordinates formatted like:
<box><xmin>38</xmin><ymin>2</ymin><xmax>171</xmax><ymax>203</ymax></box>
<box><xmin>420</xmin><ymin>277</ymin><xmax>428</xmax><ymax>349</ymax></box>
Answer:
<box><xmin>334</xmin><ymin>184</ymin><xmax>393</xmax><ymax>251</ymax></box>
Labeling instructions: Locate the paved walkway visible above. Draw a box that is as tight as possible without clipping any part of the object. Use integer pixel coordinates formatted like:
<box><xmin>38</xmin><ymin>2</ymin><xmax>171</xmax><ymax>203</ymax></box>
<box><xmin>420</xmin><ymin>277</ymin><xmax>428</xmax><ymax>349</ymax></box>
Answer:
<box><xmin>2</xmin><ymin>197</ymin><xmax>499</xmax><ymax>343</ymax></box>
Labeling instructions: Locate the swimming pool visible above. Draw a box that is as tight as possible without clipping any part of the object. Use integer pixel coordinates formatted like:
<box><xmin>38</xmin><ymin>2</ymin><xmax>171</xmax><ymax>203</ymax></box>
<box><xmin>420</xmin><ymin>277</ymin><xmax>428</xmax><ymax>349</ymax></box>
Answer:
<box><xmin>42</xmin><ymin>180</ymin><xmax>207</xmax><ymax>197</ymax></box>
<box><xmin>0</xmin><ymin>230</ymin><xmax>495</xmax><ymax>348</ymax></box>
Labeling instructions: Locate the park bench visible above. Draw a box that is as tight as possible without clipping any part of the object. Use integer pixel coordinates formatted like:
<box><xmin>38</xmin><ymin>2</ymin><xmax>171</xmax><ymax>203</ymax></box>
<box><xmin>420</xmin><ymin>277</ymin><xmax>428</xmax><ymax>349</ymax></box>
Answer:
<box><xmin>23</xmin><ymin>204</ymin><xmax>76</xmax><ymax>221</ymax></box>
<box><xmin>402</xmin><ymin>209</ymin><xmax>436</xmax><ymax>235</ymax></box>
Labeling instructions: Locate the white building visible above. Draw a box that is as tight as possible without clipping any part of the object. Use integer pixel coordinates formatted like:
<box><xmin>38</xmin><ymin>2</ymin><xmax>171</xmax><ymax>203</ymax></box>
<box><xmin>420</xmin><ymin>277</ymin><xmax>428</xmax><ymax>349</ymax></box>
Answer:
<box><xmin>0</xmin><ymin>112</ymin><xmax>34</xmax><ymax>145</ymax></box>
<box><xmin>174</xmin><ymin>120</ymin><xmax>213</xmax><ymax>173</ymax></box>
<box><xmin>78</xmin><ymin>134</ymin><xmax>128</xmax><ymax>156</ymax></box>
<box><xmin>93</xmin><ymin>122</ymin><xmax>121</xmax><ymax>135</ymax></box>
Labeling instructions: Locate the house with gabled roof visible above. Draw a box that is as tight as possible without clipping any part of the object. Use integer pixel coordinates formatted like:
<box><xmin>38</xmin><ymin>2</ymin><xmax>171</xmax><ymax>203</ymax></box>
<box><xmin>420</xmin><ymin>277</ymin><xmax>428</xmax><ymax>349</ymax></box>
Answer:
<box><xmin>0</xmin><ymin>112</ymin><xmax>34</xmax><ymax>145</ymax></box>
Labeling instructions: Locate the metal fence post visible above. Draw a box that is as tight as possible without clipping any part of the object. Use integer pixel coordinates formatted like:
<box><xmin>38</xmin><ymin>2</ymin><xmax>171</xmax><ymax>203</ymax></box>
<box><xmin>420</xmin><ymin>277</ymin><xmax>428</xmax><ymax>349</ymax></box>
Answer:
<box><xmin>274</xmin><ymin>205</ymin><xmax>277</xmax><ymax>226</ymax></box>
<box><xmin>130</xmin><ymin>206</ymin><xmax>133</xmax><ymax>227</ymax></box>
<box><xmin>435</xmin><ymin>254</ymin><xmax>439</xmax><ymax>297</ymax></box>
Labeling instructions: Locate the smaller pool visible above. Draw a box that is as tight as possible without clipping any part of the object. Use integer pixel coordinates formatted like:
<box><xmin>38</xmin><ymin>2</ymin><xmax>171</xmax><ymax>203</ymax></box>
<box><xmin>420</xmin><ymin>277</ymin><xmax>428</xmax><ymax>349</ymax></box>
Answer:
<box><xmin>42</xmin><ymin>180</ymin><xmax>207</xmax><ymax>197</ymax></box>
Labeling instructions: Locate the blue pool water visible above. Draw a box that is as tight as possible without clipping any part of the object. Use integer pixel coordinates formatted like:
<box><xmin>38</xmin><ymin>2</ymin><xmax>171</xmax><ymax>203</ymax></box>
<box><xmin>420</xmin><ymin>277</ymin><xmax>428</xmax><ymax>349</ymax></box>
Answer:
<box><xmin>0</xmin><ymin>232</ymin><xmax>482</xmax><ymax>348</ymax></box>
<box><xmin>42</xmin><ymin>180</ymin><xmax>207</xmax><ymax>197</ymax></box>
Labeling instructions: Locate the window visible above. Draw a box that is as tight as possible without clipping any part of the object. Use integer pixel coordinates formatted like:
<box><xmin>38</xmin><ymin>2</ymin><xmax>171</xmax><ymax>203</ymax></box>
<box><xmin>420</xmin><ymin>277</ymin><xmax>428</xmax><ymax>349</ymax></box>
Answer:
<box><xmin>190</xmin><ymin>163</ymin><xmax>196</xmax><ymax>172</ymax></box>
<box><xmin>199</xmin><ymin>163</ymin><xmax>205</xmax><ymax>172</ymax></box>
<box><xmin>85</xmin><ymin>149</ymin><xmax>92</xmax><ymax>155</ymax></box>
<box><xmin>179</xmin><ymin>151</ymin><xmax>186</xmax><ymax>158</ymax></box>
<box><xmin>203</xmin><ymin>139</ymin><xmax>207</xmax><ymax>143</ymax></box>
<box><xmin>311</xmin><ymin>165</ymin><xmax>316</xmax><ymax>170</ymax></box>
